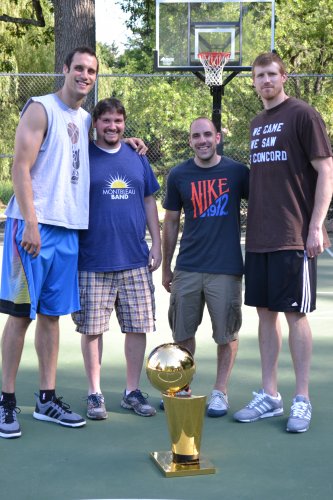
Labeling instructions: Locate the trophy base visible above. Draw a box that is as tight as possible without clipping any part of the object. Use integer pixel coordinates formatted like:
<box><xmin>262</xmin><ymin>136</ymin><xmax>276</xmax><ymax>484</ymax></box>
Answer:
<box><xmin>150</xmin><ymin>451</ymin><xmax>216</xmax><ymax>477</ymax></box>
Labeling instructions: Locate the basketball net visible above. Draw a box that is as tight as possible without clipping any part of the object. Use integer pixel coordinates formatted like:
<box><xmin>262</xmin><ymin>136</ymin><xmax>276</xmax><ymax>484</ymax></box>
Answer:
<box><xmin>198</xmin><ymin>52</ymin><xmax>231</xmax><ymax>86</ymax></box>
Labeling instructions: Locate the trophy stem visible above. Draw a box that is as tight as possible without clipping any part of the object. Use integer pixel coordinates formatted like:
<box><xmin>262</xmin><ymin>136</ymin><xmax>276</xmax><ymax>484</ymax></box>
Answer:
<box><xmin>150</xmin><ymin>394</ymin><xmax>215</xmax><ymax>477</ymax></box>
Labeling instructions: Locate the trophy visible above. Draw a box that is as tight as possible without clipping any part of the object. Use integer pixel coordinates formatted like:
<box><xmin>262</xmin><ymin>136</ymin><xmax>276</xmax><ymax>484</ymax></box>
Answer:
<box><xmin>146</xmin><ymin>343</ymin><xmax>215</xmax><ymax>477</ymax></box>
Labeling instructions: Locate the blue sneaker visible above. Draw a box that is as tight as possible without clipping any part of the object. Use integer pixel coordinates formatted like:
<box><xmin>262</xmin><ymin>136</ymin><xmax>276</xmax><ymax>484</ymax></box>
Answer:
<box><xmin>286</xmin><ymin>395</ymin><xmax>312</xmax><ymax>433</ymax></box>
<box><xmin>233</xmin><ymin>389</ymin><xmax>283</xmax><ymax>422</ymax></box>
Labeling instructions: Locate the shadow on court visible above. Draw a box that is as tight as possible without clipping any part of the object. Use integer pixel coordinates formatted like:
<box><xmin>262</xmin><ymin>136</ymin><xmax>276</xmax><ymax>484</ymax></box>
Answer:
<box><xmin>0</xmin><ymin>245</ymin><xmax>332</xmax><ymax>499</ymax></box>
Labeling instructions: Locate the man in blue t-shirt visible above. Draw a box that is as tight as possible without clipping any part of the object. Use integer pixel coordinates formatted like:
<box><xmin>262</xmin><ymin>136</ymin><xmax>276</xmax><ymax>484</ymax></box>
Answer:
<box><xmin>72</xmin><ymin>98</ymin><xmax>161</xmax><ymax>419</ymax></box>
<box><xmin>162</xmin><ymin>117</ymin><xmax>249</xmax><ymax>417</ymax></box>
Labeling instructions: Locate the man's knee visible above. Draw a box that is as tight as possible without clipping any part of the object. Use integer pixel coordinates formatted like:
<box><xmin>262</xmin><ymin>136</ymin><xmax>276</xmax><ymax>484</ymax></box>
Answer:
<box><xmin>7</xmin><ymin>314</ymin><xmax>32</xmax><ymax>332</ymax></box>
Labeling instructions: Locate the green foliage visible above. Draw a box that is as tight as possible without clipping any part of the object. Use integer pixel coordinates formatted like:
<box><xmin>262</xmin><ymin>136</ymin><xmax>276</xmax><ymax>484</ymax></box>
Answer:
<box><xmin>97</xmin><ymin>42</ymin><xmax>120</xmax><ymax>70</ymax></box>
<box><xmin>0</xmin><ymin>0</ymin><xmax>55</xmax><ymax>184</ymax></box>
<box><xmin>0</xmin><ymin>0</ymin><xmax>54</xmax><ymax>72</ymax></box>
<box><xmin>0</xmin><ymin>180</ymin><xmax>14</xmax><ymax>205</ymax></box>
<box><xmin>1</xmin><ymin>0</ymin><xmax>333</xmax><ymax>190</ymax></box>
<box><xmin>276</xmin><ymin>0</ymin><xmax>333</xmax><ymax>74</ymax></box>
<box><xmin>119</xmin><ymin>0</ymin><xmax>155</xmax><ymax>41</ymax></box>
<box><xmin>274</xmin><ymin>0</ymin><xmax>333</xmax><ymax>135</ymax></box>
<box><xmin>118</xmin><ymin>0</ymin><xmax>155</xmax><ymax>71</ymax></box>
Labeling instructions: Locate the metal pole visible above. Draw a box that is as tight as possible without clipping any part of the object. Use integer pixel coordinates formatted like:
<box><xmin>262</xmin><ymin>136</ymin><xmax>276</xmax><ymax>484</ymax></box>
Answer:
<box><xmin>193</xmin><ymin>70</ymin><xmax>241</xmax><ymax>155</ymax></box>
<box><xmin>210</xmin><ymin>71</ymin><xmax>241</xmax><ymax>155</ymax></box>
<box><xmin>210</xmin><ymin>85</ymin><xmax>223</xmax><ymax>155</ymax></box>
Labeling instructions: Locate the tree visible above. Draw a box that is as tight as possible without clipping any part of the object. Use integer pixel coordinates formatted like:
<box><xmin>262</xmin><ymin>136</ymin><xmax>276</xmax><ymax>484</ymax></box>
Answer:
<box><xmin>0</xmin><ymin>0</ymin><xmax>46</xmax><ymax>28</ymax></box>
<box><xmin>1</xmin><ymin>0</ymin><xmax>96</xmax><ymax>73</ymax></box>
<box><xmin>276</xmin><ymin>0</ymin><xmax>333</xmax><ymax>74</ymax></box>
<box><xmin>118</xmin><ymin>0</ymin><xmax>155</xmax><ymax>71</ymax></box>
<box><xmin>51</xmin><ymin>0</ymin><xmax>96</xmax><ymax>72</ymax></box>
<box><xmin>119</xmin><ymin>0</ymin><xmax>154</xmax><ymax>44</ymax></box>
<box><xmin>97</xmin><ymin>41</ymin><xmax>120</xmax><ymax>69</ymax></box>
<box><xmin>0</xmin><ymin>0</ymin><xmax>54</xmax><ymax>72</ymax></box>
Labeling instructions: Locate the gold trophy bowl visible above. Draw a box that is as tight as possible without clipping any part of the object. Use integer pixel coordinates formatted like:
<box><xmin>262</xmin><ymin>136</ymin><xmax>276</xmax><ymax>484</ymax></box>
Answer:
<box><xmin>146</xmin><ymin>343</ymin><xmax>215</xmax><ymax>477</ymax></box>
<box><xmin>146</xmin><ymin>342</ymin><xmax>195</xmax><ymax>395</ymax></box>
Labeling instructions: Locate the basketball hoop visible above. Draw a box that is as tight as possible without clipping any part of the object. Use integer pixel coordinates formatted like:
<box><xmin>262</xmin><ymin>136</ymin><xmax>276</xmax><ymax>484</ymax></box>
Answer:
<box><xmin>198</xmin><ymin>52</ymin><xmax>231</xmax><ymax>86</ymax></box>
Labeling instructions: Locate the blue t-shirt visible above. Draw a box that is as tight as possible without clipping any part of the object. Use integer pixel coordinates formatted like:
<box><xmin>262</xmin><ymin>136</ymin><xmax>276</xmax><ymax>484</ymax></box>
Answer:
<box><xmin>163</xmin><ymin>157</ymin><xmax>249</xmax><ymax>275</ymax></box>
<box><xmin>78</xmin><ymin>142</ymin><xmax>160</xmax><ymax>271</ymax></box>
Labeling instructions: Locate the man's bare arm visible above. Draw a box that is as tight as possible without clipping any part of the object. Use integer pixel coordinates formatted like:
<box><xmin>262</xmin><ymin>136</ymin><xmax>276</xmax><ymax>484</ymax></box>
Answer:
<box><xmin>12</xmin><ymin>102</ymin><xmax>48</xmax><ymax>256</ymax></box>
<box><xmin>162</xmin><ymin>209</ymin><xmax>181</xmax><ymax>292</ymax></box>
<box><xmin>306</xmin><ymin>156</ymin><xmax>333</xmax><ymax>258</ymax></box>
<box><xmin>144</xmin><ymin>195</ymin><xmax>162</xmax><ymax>272</ymax></box>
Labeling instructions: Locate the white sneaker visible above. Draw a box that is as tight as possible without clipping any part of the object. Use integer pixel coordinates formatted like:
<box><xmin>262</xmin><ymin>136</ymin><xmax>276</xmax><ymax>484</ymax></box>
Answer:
<box><xmin>207</xmin><ymin>390</ymin><xmax>229</xmax><ymax>417</ymax></box>
<box><xmin>286</xmin><ymin>395</ymin><xmax>312</xmax><ymax>433</ymax></box>
<box><xmin>233</xmin><ymin>389</ymin><xmax>283</xmax><ymax>422</ymax></box>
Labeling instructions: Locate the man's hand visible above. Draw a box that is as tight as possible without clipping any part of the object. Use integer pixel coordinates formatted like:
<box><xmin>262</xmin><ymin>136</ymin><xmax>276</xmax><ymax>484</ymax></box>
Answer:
<box><xmin>20</xmin><ymin>222</ymin><xmax>41</xmax><ymax>258</ymax></box>
<box><xmin>306</xmin><ymin>226</ymin><xmax>324</xmax><ymax>258</ymax></box>
<box><xmin>148</xmin><ymin>243</ymin><xmax>162</xmax><ymax>272</ymax></box>
<box><xmin>124</xmin><ymin>137</ymin><xmax>148</xmax><ymax>155</ymax></box>
<box><xmin>307</xmin><ymin>156</ymin><xmax>333</xmax><ymax>258</ymax></box>
<box><xmin>162</xmin><ymin>268</ymin><xmax>173</xmax><ymax>293</ymax></box>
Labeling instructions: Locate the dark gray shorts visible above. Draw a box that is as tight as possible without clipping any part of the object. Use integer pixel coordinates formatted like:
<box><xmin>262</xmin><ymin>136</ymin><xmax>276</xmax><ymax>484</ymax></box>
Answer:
<box><xmin>168</xmin><ymin>270</ymin><xmax>242</xmax><ymax>344</ymax></box>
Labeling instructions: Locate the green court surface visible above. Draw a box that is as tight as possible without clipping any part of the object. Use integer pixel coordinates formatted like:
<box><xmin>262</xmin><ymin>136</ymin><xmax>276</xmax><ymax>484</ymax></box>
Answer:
<box><xmin>0</xmin><ymin>246</ymin><xmax>332</xmax><ymax>500</ymax></box>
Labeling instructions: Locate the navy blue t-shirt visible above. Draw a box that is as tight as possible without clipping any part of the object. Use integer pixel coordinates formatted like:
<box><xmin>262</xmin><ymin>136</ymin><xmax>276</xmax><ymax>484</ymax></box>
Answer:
<box><xmin>78</xmin><ymin>142</ymin><xmax>160</xmax><ymax>271</ymax></box>
<box><xmin>163</xmin><ymin>157</ymin><xmax>249</xmax><ymax>275</ymax></box>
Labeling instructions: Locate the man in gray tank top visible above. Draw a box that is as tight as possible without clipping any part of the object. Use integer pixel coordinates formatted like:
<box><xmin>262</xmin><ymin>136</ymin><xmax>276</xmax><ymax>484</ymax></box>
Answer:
<box><xmin>0</xmin><ymin>47</ymin><xmax>100</xmax><ymax>438</ymax></box>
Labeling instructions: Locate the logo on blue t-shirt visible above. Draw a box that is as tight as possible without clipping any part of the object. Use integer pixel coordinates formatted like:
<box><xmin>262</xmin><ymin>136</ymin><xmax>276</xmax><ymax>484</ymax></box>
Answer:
<box><xmin>103</xmin><ymin>174</ymin><xmax>136</xmax><ymax>200</ymax></box>
<box><xmin>191</xmin><ymin>178</ymin><xmax>229</xmax><ymax>218</ymax></box>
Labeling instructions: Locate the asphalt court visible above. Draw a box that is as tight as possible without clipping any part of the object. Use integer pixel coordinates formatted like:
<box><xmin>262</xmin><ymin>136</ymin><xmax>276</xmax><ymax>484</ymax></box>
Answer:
<box><xmin>0</xmin><ymin>238</ymin><xmax>332</xmax><ymax>500</ymax></box>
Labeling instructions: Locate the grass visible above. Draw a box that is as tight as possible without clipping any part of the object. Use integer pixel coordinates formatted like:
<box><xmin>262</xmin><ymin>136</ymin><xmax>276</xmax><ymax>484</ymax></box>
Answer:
<box><xmin>0</xmin><ymin>180</ymin><xmax>13</xmax><ymax>212</ymax></box>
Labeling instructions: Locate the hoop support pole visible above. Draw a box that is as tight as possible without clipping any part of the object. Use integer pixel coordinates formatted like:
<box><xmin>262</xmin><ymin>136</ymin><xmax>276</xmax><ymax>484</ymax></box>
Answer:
<box><xmin>192</xmin><ymin>70</ymin><xmax>242</xmax><ymax>154</ymax></box>
<box><xmin>192</xmin><ymin>71</ymin><xmax>205</xmax><ymax>83</ymax></box>
<box><xmin>210</xmin><ymin>86</ymin><xmax>222</xmax><ymax>131</ymax></box>
<box><xmin>222</xmin><ymin>70</ymin><xmax>242</xmax><ymax>88</ymax></box>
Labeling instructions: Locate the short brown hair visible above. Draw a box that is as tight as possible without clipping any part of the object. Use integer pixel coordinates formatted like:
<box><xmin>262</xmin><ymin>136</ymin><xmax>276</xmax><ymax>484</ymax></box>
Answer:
<box><xmin>93</xmin><ymin>97</ymin><xmax>127</xmax><ymax>121</ymax></box>
<box><xmin>252</xmin><ymin>52</ymin><xmax>286</xmax><ymax>77</ymax></box>
<box><xmin>64</xmin><ymin>46</ymin><xmax>99</xmax><ymax>73</ymax></box>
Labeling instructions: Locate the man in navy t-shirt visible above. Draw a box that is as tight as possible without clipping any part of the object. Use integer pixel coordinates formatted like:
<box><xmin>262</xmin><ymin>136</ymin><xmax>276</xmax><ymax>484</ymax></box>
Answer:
<box><xmin>162</xmin><ymin>117</ymin><xmax>249</xmax><ymax>417</ymax></box>
<box><xmin>72</xmin><ymin>98</ymin><xmax>161</xmax><ymax>419</ymax></box>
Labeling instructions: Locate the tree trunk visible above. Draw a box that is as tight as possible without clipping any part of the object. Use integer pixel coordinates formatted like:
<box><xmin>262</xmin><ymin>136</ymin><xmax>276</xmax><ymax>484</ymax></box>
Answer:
<box><xmin>53</xmin><ymin>0</ymin><xmax>96</xmax><ymax>73</ymax></box>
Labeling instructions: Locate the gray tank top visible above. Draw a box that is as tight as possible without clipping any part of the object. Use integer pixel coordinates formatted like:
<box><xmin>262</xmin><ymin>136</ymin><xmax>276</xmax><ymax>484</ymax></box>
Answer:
<box><xmin>6</xmin><ymin>93</ymin><xmax>91</xmax><ymax>229</ymax></box>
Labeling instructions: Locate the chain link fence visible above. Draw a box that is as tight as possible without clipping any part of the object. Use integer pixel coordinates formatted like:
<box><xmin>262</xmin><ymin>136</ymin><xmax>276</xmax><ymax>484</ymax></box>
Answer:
<box><xmin>1</xmin><ymin>72</ymin><xmax>333</xmax><ymax>227</ymax></box>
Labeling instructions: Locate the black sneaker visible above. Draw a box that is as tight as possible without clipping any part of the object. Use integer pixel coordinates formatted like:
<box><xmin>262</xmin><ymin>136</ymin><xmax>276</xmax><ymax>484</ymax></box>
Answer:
<box><xmin>33</xmin><ymin>393</ymin><xmax>86</xmax><ymax>428</ymax></box>
<box><xmin>0</xmin><ymin>401</ymin><xmax>22</xmax><ymax>439</ymax></box>
<box><xmin>121</xmin><ymin>389</ymin><xmax>156</xmax><ymax>417</ymax></box>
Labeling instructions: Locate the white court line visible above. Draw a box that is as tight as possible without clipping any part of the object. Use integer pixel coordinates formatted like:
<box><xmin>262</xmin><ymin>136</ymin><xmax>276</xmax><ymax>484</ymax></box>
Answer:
<box><xmin>325</xmin><ymin>247</ymin><xmax>333</xmax><ymax>257</ymax></box>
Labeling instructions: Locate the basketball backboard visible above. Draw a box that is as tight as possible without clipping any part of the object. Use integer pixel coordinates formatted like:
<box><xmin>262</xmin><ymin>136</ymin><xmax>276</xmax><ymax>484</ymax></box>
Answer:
<box><xmin>155</xmin><ymin>0</ymin><xmax>275</xmax><ymax>72</ymax></box>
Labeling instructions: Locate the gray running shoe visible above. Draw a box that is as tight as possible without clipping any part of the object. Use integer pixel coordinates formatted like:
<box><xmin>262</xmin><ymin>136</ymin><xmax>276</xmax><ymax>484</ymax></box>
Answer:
<box><xmin>33</xmin><ymin>394</ymin><xmax>86</xmax><ymax>427</ymax></box>
<box><xmin>207</xmin><ymin>390</ymin><xmax>229</xmax><ymax>417</ymax></box>
<box><xmin>233</xmin><ymin>389</ymin><xmax>283</xmax><ymax>422</ymax></box>
<box><xmin>286</xmin><ymin>395</ymin><xmax>312</xmax><ymax>433</ymax></box>
<box><xmin>121</xmin><ymin>389</ymin><xmax>156</xmax><ymax>417</ymax></box>
<box><xmin>86</xmin><ymin>393</ymin><xmax>108</xmax><ymax>420</ymax></box>
<box><xmin>0</xmin><ymin>401</ymin><xmax>22</xmax><ymax>439</ymax></box>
